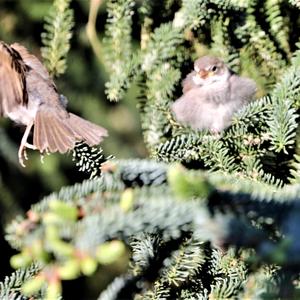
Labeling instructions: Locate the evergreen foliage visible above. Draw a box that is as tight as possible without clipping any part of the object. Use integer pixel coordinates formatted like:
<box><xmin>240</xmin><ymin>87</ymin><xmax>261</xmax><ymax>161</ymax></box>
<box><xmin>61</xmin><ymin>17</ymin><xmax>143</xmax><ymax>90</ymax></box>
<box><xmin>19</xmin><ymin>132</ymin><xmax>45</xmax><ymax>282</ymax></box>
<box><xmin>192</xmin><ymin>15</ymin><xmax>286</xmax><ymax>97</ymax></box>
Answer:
<box><xmin>101</xmin><ymin>0</ymin><xmax>300</xmax><ymax>185</ymax></box>
<box><xmin>72</xmin><ymin>142</ymin><xmax>112</xmax><ymax>178</ymax></box>
<box><xmin>0</xmin><ymin>263</ymin><xmax>42</xmax><ymax>300</ymax></box>
<box><xmin>41</xmin><ymin>0</ymin><xmax>74</xmax><ymax>77</ymax></box>
<box><xmin>2</xmin><ymin>0</ymin><xmax>300</xmax><ymax>299</ymax></box>
<box><xmin>104</xmin><ymin>0</ymin><xmax>136</xmax><ymax>101</ymax></box>
<box><xmin>5</xmin><ymin>160</ymin><xmax>300</xmax><ymax>299</ymax></box>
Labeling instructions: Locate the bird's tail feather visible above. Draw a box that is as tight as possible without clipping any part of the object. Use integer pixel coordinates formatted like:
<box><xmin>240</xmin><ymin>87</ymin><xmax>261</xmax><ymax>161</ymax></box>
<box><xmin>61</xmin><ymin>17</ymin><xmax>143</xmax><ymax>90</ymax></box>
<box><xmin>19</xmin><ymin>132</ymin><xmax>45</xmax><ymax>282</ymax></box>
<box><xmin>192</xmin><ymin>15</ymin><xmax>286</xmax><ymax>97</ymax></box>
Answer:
<box><xmin>33</xmin><ymin>109</ymin><xmax>107</xmax><ymax>153</ymax></box>
<box><xmin>67</xmin><ymin>113</ymin><xmax>108</xmax><ymax>145</ymax></box>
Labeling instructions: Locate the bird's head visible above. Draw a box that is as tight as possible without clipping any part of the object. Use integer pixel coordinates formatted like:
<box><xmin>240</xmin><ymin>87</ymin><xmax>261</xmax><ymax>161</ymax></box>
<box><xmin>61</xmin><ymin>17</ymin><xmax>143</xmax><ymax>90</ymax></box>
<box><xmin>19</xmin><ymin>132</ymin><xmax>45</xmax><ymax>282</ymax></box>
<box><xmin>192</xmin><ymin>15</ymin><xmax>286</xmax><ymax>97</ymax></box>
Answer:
<box><xmin>192</xmin><ymin>56</ymin><xmax>230</xmax><ymax>86</ymax></box>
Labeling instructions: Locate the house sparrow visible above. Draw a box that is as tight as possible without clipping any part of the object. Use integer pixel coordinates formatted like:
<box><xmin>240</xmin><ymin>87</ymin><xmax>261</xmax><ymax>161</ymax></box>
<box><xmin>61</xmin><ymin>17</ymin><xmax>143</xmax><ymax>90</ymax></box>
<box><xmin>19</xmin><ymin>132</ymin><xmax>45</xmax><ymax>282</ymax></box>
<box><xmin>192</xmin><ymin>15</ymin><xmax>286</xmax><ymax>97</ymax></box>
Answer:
<box><xmin>172</xmin><ymin>56</ymin><xmax>257</xmax><ymax>132</ymax></box>
<box><xmin>0</xmin><ymin>41</ymin><xmax>108</xmax><ymax>167</ymax></box>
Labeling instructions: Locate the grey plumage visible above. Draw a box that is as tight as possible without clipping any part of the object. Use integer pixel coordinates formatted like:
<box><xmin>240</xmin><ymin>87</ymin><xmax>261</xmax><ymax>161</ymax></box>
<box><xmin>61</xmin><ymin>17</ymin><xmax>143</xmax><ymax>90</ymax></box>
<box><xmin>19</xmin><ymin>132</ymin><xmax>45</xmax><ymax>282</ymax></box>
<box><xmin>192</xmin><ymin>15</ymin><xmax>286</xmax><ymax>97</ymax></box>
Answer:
<box><xmin>172</xmin><ymin>56</ymin><xmax>257</xmax><ymax>132</ymax></box>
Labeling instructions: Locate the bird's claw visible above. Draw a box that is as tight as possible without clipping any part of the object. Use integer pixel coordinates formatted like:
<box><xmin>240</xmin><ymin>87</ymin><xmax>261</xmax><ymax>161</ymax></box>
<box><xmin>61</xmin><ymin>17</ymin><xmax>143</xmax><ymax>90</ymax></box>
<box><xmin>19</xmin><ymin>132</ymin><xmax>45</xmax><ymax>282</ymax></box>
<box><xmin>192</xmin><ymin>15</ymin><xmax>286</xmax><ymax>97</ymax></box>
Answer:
<box><xmin>24</xmin><ymin>149</ymin><xmax>28</xmax><ymax>160</ymax></box>
<box><xmin>18</xmin><ymin>146</ymin><xmax>27</xmax><ymax>168</ymax></box>
<box><xmin>18</xmin><ymin>143</ymin><xmax>37</xmax><ymax>167</ymax></box>
<box><xmin>40</xmin><ymin>149</ymin><xmax>50</xmax><ymax>164</ymax></box>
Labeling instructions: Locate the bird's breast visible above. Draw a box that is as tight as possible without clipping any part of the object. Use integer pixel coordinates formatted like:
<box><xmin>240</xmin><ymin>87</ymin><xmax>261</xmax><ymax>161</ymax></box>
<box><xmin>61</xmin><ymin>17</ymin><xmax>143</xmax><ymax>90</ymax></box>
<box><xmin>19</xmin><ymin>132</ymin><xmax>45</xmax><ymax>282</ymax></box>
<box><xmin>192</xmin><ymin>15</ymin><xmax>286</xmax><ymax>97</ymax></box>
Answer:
<box><xmin>5</xmin><ymin>97</ymin><xmax>40</xmax><ymax>125</ymax></box>
<box><xmin>206</xmin><ymin>83</ymin><xmax>230</xmax><ymax>104</ymax></box>
<box><xmin>6</xmin><ymin>72</ymin><xmax>53</xmax><ymax>126</ymax></box>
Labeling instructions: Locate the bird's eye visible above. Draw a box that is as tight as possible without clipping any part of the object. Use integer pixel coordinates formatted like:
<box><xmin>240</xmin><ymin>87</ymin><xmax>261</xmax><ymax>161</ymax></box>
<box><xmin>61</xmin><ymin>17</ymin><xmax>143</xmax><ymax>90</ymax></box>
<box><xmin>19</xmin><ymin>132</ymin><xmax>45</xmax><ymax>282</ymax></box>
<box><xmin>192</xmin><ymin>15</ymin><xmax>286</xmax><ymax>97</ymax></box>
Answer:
<box><xmin>211</xmin><ymin>65</ymin><xmax>217</xmax><ymax>72</ymax></box>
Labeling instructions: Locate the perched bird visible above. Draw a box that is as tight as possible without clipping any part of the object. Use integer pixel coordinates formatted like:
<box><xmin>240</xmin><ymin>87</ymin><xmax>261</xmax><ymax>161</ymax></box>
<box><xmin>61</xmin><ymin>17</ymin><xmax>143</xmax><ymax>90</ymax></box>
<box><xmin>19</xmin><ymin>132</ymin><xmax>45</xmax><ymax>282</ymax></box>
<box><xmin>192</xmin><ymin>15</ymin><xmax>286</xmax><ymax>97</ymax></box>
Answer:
<box><xmin>172</xmin><ymin>56</ymin><xmax>257</xmax><ymax>132</ymax></box>
<box><xmin>0</xmin><ymin>41</ymin><xmax>108</xmax><ymax>167</ymax></box>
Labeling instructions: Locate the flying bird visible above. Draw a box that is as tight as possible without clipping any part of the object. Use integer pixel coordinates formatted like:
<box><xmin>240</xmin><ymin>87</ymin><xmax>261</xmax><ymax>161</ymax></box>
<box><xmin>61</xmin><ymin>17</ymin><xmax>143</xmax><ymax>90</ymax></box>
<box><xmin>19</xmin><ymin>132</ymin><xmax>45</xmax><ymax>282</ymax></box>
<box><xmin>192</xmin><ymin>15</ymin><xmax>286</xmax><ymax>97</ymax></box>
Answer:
<box><xmin>172</xmin><ymin>56</ymin><xmax>257</xmax><ymax>133</ymax></box>
<box><xmin>0</xmin><ymin>41</ymin><xmax>108</xmax><ymax>167</ymax></box>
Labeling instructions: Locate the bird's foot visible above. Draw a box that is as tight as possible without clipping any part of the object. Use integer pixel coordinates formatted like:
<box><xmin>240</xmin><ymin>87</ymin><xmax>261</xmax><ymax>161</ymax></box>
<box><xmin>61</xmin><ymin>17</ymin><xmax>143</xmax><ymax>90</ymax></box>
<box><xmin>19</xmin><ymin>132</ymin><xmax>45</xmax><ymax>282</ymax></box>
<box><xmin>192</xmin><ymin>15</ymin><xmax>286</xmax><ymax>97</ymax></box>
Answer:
<box><xmin>210</xmin><ymin>128</ymin><xmax>219</xmax><ymax>135</ymax></box>
<box><xmin>209</xmin><ymin>129</ymin><xmax>221</xmax><ymax>140</ymax></box>
<box><xmin>18</xmin><ymin>143</ymin><xmax>37</xmax><ymax>167</ymax></box>
<box><xmin>40</xmin><ymin>149</ymin><xmax>50</xmax><ymax>164</ymax></box>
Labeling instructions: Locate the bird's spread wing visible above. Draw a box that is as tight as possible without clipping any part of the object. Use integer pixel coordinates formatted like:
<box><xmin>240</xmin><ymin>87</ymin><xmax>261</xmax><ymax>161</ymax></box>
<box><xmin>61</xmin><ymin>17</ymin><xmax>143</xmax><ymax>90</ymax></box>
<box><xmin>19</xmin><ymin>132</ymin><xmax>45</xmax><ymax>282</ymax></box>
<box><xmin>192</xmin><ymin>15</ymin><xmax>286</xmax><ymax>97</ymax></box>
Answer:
<box><xmin>0</xmin><ymin>42</ymin><xmax>28</xmax><ymax>116</ymax></box>
<box><xmin>11</xmin><ymin>43</ymin><xmax>52</xmax><ymax>82</ymax></box>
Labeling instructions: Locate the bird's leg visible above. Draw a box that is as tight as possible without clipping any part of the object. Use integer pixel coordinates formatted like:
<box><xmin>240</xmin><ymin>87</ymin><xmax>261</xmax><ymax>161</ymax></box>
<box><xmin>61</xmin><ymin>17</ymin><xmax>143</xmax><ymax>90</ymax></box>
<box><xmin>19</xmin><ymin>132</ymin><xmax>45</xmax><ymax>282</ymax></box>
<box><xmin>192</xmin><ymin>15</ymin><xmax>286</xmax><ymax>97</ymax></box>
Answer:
<box><xmin>18</xmin><ymin>121</ymin><xmax>36</xmax><ymax>167</ymax></box>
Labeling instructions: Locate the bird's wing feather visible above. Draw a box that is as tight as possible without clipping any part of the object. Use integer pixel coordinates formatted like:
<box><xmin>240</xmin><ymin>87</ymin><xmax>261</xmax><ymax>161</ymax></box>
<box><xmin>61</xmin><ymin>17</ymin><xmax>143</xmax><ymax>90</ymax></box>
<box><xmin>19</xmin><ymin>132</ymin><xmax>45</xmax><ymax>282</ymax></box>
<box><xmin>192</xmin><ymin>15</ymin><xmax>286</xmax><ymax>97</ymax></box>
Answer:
<box><xmin>34</xmin><ymin>105</ymin><xmax>76</xmax><ymax>153</ymax></box>
<box><xmin>172</xmin><ymin>88</ymin><xmax>209</xmax><ymax>129</ymax></box>
<box><xmin>0</xmin><ymin>42</ymin><xmax>28</xmax><ymax>116</ymax></box>
<box><xmin>10</xmin><ymin>43</ymin><xmax>52</xmax><ymax>82</ymax></box>
<box><xmin>229</xmin><ymin>75</ymin><xmax>257</xmax><ymax>103</ymax></box>
<box><xmin>182</xmin><ymin>71</ymin><xmax>198</xmax><ymax>93</ymax></box>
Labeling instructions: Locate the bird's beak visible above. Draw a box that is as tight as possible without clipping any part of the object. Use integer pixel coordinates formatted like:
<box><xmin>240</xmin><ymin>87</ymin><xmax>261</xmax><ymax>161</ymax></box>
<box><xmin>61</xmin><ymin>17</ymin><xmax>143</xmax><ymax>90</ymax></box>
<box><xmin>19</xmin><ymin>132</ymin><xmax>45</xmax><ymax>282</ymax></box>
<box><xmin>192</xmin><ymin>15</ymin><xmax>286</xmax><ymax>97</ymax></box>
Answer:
<box><xmin>198</xmin><ymin>70</ymin><xmax>213</xmax><ymax>79</ymax></box>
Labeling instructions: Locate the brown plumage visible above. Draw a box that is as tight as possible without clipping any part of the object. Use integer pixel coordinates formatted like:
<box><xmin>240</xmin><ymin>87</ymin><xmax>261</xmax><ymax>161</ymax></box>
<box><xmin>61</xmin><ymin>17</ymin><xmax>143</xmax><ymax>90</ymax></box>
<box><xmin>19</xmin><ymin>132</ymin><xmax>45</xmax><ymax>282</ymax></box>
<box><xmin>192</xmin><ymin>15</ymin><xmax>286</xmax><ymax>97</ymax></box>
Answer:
<box><xmin>0</xmin><ymin>42</ymin><xmax>28</xmax><ymax>114</ymax></box>
<box><xmin>182</xmin><ymin>71</ymin><xmax>198</xmax><ymax>93</ymax></box>
<box><xmin>0</xmin><ymin>41</ymin><xmax>108</xmax><ymax>167</ymax></box>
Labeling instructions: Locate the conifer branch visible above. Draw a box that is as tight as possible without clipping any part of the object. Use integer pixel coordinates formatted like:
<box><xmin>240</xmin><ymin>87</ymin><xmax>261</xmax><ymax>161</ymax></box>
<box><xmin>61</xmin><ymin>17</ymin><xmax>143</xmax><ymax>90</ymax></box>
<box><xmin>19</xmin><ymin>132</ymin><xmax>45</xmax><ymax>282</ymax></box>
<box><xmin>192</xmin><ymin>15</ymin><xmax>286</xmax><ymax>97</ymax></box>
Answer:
<box><xmin>103</xmin><ymin>0</ymin><xmax>136</xmax><ymax>101</ymax></box>
<box><xmin>41</xmin><ymin>0</ymin><xmax>74</xmax><ymax>77</ymax></box>
<box><xmin>0</xmin><ymin>264</ymin><xmax>42</xmax><ymax>300</ymax></box>
<box><xmin>5</xmin><ymin>1</ymin><xmax>300</xmax><ymax>299</ymax></box>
